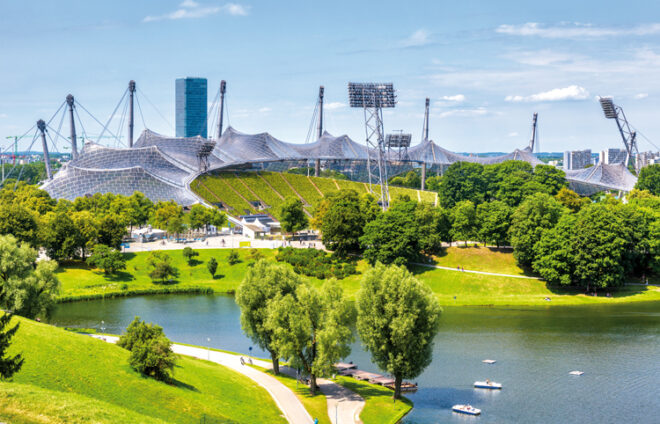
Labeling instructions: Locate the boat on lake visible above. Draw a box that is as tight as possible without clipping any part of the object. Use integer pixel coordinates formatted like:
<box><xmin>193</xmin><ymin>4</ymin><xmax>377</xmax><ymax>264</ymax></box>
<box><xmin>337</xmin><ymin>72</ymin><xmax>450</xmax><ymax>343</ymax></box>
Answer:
<box><xmin>474</xmin><ymin>380</ymin><xmax>502</xmax><ymax>389</ymax></box>
<box><xmin>452</xmin><ymin>404</ymin><xmax>481</xmax><ymax>415</ymax></box>
<box><xmin>482</xmin><ymin>359</ymin><xmax>496</xmax><ymax>364</ymax></box>
<box><xmin>569</xmin><ymin>370</ymin><xmax>584</xmax><ymax>376</ymax></box>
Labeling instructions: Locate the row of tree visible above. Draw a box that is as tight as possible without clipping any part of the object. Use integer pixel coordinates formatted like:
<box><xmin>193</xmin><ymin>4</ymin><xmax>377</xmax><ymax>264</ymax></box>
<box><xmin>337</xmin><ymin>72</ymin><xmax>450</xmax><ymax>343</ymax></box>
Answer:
<box><xmin>236</xmin><ymin>260</ymin><xmax>441</xmax><ymax>399</ymax></box>
<box><xmin>0</xmin><ymin>184</ymin><xmax>226</xmax><ymax>262</ymax></box>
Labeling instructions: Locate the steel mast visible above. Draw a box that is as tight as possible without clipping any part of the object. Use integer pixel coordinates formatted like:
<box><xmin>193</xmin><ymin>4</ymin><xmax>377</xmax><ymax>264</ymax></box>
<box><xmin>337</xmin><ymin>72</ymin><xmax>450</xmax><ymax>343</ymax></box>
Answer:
<box><xmin>599</xmin><ymin>97</ymin><xmax>640</xmax><ymax>173</ymax></box>
<box><xmin>37</xmin><ymin>119</ymin><xmax>52</xmax><ymax>180</ymax></box>
<box><xmin>128</xmin><ymin>80</ymin><xmax>136</xmax><ymax>147</ymax></box>
<box><xmin>217</xmin><ymin>80</ymin><xmax>226</xmax><ymax>139</ymax></box>
<box><xmin>66</xmin><ymin>94</ymin><xmax>78</xmax><ymax>159</ymax></box>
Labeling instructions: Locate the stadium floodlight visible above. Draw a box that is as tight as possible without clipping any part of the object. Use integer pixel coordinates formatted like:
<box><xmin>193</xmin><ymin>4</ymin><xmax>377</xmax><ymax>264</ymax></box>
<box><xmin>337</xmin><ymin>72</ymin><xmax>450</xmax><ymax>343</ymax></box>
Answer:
<box><xmin>386</xmin><ymin>133</ymin><xmax>411</xmax><ymax>148</ymax></box>
<box><xmin>348</xmin><ymin>83</ymin><xmax>396</xmax><ymax>108</ymax></box>
<box><xmin>599</xmin><ymin>97</ymin><xmax>617</xmax><ymax>119</ymax></box>
<box><xmin>348</xmin><ymin>82</ymin><xmax>397</xmax><ymax>210</ymax></box>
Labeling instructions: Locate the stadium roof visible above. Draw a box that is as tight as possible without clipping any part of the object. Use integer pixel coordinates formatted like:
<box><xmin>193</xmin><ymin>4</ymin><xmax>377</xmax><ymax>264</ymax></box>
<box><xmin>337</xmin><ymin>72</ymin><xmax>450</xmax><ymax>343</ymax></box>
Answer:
<box><xmin>41</xmin><ymin>128</ymin><xmax>638</xmax><ymax>205</ymax></box>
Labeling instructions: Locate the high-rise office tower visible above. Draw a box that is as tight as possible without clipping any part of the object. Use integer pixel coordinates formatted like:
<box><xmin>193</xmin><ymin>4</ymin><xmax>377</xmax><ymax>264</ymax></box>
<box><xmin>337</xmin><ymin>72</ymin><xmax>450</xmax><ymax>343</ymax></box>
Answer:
<box><xmin>176</xmin><ymin>77</ymin><xmax>208</xmax><ymax>138</ymax></box>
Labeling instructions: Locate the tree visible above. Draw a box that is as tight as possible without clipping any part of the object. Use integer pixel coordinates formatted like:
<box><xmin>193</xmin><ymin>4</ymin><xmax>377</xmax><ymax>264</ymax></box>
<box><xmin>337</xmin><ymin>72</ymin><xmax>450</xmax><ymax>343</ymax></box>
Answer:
<box><xmin>0</xmin><ymin>235</ymin><xmax>60</xmax><ymax>319</ymax></box>
<box><xmin>360</xmin><ymin>200</ymin><xmax>420</xmax><ymax>265</ymax></box>
<box><xmin>151</xmin><ymin>201</ymin><xmax>185</xmax><ymax>237</ymax></box>
<box><xmin>316</xmin><ymin>190</ymin><xmax>366</xmax><ymax>256</ymax></box>
<box><xmin>532</xmin><ymin>164</ymin><xmax>567</xmax><ymax>195</ymax></box>
<box><xmin>555</xmin><ymin>187</ymin><xmax>590</xmax><ymax>213</ymax></box>
<box><xmin>0</xmin><ymin>204</ymin><xmax>38</xmax><ymax>246</ymax></box>
<box><xmin>0</xmin><ymin>312</ymin><xmax>23</xmax><ymax>380</ymax></box>
<box><xmin>451</xmin><ymin>200</ymin><xmax>477</xmax><ymax>247</ymax></box>
<box><xmin>266</xmin><ymin>280</ymin><xmax>352</xmax><ymax>395</ymax></box>
<box><xmin>227</xmin><ymin>250</ymin><xmax>240</xmax><ymax>265</ymax></box>
<box><xmin>182</xmin><ymin>247</ymin><xmax>199</xmax><ymax>265</ymax></box>
<box><xmin>357</xmin><ymin>263</ymin><xmax>441</xmax><ymax>399</ymax></box>
<box><xmin>97</xmin><ymin>215</ymin><xmax>127</xmax><ymax>250</ymax></box>
<box><xmin>71</xmin><ymin>210</ymin><xmax>99</xmax><ymax>259</ymax></box>
<box><xmin>438</xmin><ymin>162</ymin><xmax>486</xmax><ymax>208</ymax></box>
<box><xmin>146</xmin><ymin>251</ymin><xmax>178</xmax><ymax>284</ymax></box>
<box><xmin>359</xmin><ymin>193</ymin><xmax>381</xmax><ymax>224</ymax></box>
<box><xmin>278</xmin><ymin>196</ymin><xmax>308</xmax><ymax>235</ymax></box>
<box><xmin>236</xmin><ymin>260</ymin><xmax>303</xmax><ymax>374</ymax></box>
<box><xmin>87</xmin><ymin>244</ymin><xmax>126</xmax><ymax>275</ymax></box>
<box><xmin>186</xmin><ymin>204</ymin><xmax>210</xmax><ymax>231</ymax></box>
<box><xmin>635</xmin><ymin>164</ymin><xmax>660</xmax><ymax>195</ymax></box>
<box><xmin>128</xmin><ymin>192</ymin><xmax>154</xmax><ymax>228</ymax></box>
<box><xmin>509</xmin><ymin>193</ymin><xmax>565</xmax><ymax>267</ymax></box>
<box><xmin>476</xmin><ymin>200</ymin><xmax>512</xmax><ymax>248</ymax></box>
<box><xmin>415</xmin><ymin>203</ymin><xmax>452</xmax><ymax>254</ymax></box>
<box><xmin>118</xmin><ymin>317</ymin><xmax>175</xmax><ymax>382</ymax></box>
<box><xmin>40</xmin><ymin>212</ymin><xmax>81</xmax><ymax>261</ymax></box>
<box><xmin>207</xmin><ymin>257</ymin><xmax>218</xmax><ymax>278</ymax></box>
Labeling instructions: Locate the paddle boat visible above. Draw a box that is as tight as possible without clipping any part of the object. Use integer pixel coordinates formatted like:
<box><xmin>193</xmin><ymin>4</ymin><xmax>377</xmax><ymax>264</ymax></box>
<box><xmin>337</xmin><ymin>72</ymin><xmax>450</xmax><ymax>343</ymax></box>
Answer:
<box><xmin>452</xmin><ymin>404</ymin><xmax>481</xmax><ymax>416</ymax></box>
<box><xmin>569</xmin><ymin>370</ymin><xmax>584</xmax><ymax>376</ymax></box>
<box><xmin>474</xmin><ymin>380</ymin><xmax>502</xmax><ymax>389</ymax></box>
<box><xmin>482</xmin><ymin>359</ymin><xmax>497</xmax><ymax>364</ymax></box>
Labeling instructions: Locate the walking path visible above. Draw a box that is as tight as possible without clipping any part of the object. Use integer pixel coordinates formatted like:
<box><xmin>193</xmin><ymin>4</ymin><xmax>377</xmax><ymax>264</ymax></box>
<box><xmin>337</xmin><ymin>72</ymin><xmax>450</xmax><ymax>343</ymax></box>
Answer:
<box><xmin>411</xmin><ymin>262</ymin><xmax>543</xmax><ymax>280</ymax></box>
<box><xmin>89</xmin><ymin>335</ymin><xmax>364</xmax><ymax>424</ymax></box>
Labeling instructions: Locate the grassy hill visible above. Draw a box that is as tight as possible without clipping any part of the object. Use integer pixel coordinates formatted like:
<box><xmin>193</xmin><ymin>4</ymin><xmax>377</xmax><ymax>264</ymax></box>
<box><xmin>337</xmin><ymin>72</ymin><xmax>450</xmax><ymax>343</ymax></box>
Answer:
<box><xmin>56</xmin><ymin>247</ymin><xmax>660</xmax><ymax>306</ymax></box>
<box><xmin>1</xmin><ymin>316</ymin><xmax>286</xmax><ymax>424</ymax></box>
<box><xmin>191</xmin><ymin>171</ymin><xmax>437</xmax><ymax>219</ymax></box>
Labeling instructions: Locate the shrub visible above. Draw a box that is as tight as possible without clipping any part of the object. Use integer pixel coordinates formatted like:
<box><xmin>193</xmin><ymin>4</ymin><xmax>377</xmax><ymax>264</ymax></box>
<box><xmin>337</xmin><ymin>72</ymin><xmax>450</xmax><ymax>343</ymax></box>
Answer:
<box><xmin>207</xmin><ymin>257</ymin><xmax>218</xmax><ymax>277</ymax></box>
<box><xmin>182</xmin><ymin>247</ymin><xmax>199</xmax><ymax>265</ymax></box>
<box><xmin>87</xmin><ymin>244</ymin><xmax>126</xmax><ymax>275</ymax></box>
<box><xmin>228</xmin><ymin>250</ymin><xmax>240</xmax><ymax>265</ymax></box>
<box><xmin>275</xmin><ymin>247</ymin><xmax>357</xmax><ymax>280</ymax></box>
<box><xmin>118</xmin><ymin>317</ymin><xmax>175</xmax><ymax>382</ymax></box>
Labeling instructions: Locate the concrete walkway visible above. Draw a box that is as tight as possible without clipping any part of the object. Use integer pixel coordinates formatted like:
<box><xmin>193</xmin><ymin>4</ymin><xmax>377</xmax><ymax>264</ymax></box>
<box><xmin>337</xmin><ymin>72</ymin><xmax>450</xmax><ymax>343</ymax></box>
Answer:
<box><xmin>89</xmin><ymin>335</ymin><xmax>365</xmax><ymax>424</ymax></box>
<box><xmin>411</xmin><ymin>262</ymin><xmax>543</xmax><ymax>280</ymax></box>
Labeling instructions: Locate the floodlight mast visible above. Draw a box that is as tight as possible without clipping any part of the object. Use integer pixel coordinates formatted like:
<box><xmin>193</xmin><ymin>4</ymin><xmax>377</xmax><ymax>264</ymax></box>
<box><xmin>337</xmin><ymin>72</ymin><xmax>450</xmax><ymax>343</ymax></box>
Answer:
<box><xmin>348</xmin><ymin>82</ymin><xmax>396</xmax><ymax>210</ymax></box>
<box><xmin>528</xmin><ymin>112</ymin><xmax>538</xmax><ymax>152</ymax></box>
<box><xmin>66</xmin><ymin>94</ymin><xmax>78</xmax><ymax>159</ymax></box>
<box><xmin>315</xmin><ymin>86</ymin><xmax>324</xmax><ymax>177</ymax></box>
<box><xmin>422</xmin><ymin>97</ymin><xmax>430</xmax><ymax>142</ymax></box>
<box><xmin>599</xmin><ymin>97</ymin><xmax>640</xmax><ymax>173</ymax></box>
<box><xmin>217</xmin><ymin>80</ymin><xmax>226</xmax><ymax>140</ymax></box>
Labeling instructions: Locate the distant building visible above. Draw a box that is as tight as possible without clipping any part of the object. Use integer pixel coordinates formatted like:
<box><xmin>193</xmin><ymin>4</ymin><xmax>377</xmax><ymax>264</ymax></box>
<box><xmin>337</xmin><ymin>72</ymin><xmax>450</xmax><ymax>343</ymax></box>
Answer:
<box><xmin>564</xmin><ymin>149</ymin><xmax>592</xmax><ymax>170</ymax></box>
<box><xmin>238</xmin><ymin>214</ymin><xmax>281</xmax><ymax>239</ymax></box>
<box><xmin>175</xmin><ymin>77</ymin><xmax>208</xmax><ymax>138</ymax></box>
<box><xmin>636</xmin><ymin>151</ymin><xmax>660</xmax><ymax>169</ymax></box>
<box><xmin>599</xmin><ymin>148</ymin><xmax>627</xmax><ymax>165</ymax></box>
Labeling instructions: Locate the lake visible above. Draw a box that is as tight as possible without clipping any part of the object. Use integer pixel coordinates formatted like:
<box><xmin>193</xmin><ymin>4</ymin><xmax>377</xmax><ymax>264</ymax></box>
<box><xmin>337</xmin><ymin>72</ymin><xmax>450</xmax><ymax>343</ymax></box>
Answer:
<box><xmin>50</xmin><ymin>295</ymin><xmax>660</xmax><ymax>423</ymax></box>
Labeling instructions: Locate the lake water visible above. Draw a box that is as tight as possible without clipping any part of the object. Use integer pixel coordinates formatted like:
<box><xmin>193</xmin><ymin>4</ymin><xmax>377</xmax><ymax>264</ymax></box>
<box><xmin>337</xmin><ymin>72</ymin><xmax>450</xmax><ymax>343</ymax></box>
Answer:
<box><xmin>50</xmin><ymin>295</ymin><xmax>660</xmax><ymax>423</ymax></box>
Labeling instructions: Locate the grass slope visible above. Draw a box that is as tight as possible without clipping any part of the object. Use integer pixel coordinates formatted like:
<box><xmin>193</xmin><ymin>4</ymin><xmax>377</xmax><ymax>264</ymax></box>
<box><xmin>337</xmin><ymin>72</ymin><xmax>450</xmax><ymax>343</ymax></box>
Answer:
<box><xmin>335</xmin><ymin>377</ymin><xmax>412</xmax><ymax>424</ymax></box>
<box><xmin>3</xmin><ymin>317</ymin><xmax>285</xmax><ymax>424</ymax></box>
<box><xmin>193</xmin><ymin>171</ymin><xmax>434</xmax><ymax>219</ymax></box>
<box><xmin>56</xmin><ymin>247</ymin><xmax>660</xmax><ymax>306</ymax></box>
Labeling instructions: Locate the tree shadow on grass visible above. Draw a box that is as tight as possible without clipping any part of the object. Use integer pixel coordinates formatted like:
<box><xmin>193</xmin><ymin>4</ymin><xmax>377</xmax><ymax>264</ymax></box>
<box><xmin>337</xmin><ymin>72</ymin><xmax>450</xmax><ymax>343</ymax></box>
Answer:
<box><xmin>94</xmin><ymin>270</ymin><xmax>135</xmax><ymax>282</ymax></box>
<box><xmin>544</xmin><ymin>282</ymin><xmax>652</xmax><ymax>299</ymax></box>
<box><xmin>212</xmin><ymin>274</ymin><xmax>225</xmax><ymax>280</ymax></box>
<box><xmin>169</xmin><ymin>375</ymin><xmax>199</xmax><ymax>392</ymax></box>
<box><xmin>187</xmin><ymin>259</ymin><xmax>203</xmax><ymax>267</ymax></box>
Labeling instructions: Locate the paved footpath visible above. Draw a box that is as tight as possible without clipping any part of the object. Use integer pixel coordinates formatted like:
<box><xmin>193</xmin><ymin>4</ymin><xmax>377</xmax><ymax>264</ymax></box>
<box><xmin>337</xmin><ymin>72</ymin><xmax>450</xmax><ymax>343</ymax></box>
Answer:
<box><xmin>90</xmin><ymin>335</ymin><xmax>364</xmax><ymax>424</ymax></box>
<box><xmin>411</xmin><ymin>262</ymin><xmax>543</xmax><ymax>280</ymax></box>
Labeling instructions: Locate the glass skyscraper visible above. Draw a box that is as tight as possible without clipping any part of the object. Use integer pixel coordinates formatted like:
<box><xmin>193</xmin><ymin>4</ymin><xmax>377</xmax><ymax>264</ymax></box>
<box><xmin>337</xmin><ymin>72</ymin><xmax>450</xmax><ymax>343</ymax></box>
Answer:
<box><xmin>175</xmin><ymin>77</ymin><xmax>208</xmax><ymax>138</ymax></box>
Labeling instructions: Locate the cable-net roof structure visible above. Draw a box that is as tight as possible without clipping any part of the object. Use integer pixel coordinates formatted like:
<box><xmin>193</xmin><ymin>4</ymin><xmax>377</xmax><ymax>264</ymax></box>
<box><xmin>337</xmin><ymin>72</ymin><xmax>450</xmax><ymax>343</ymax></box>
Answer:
<box><xmin>42</xmin><ymin>127</ymin><xmax>638</xmax><ymax>205</ymax></box>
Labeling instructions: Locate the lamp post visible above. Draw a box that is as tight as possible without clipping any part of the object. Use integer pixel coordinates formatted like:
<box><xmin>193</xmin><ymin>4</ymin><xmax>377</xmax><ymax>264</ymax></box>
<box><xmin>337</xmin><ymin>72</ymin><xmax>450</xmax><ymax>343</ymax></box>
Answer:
<box><xmin>207</xmin><ymin>337</ymin><xmax>211</xmax><ymax>360</ymax></box>
<box><xmin>100</xmin><ymin>320</ymin><xmax>105</xmax><ymax>335</ymax></box>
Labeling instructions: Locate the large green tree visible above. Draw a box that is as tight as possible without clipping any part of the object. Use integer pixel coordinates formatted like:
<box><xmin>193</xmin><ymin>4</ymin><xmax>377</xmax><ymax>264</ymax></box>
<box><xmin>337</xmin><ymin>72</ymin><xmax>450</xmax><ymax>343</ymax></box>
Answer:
<box><xmin>278</xmin><ymin>196</ymin><xmax>308</xmax><ymax>235</ymax></box>
<box><xmin>0</xmin><ymin>235</ymin><xmax>60</xmax><ymax>319</ymax></box>
<box><xmin>118</xmin><ymin>317</ymin><xmax>175</xmax><ymax>382</ymax></box>
<box><xmin>40</xmin><ymin>212</ymin><xmax>81</xmax><ymax>261</ymax></box>
<box><xmin>357</xmin><ymin>263</ymin><xmax>441</xmax><ymax>399</ymax></box>
<box><xmin>266</xmin><ymin>280</ymin><xmax>352</xmax><ymax>395</ymax></box>
<box><xmin>151</xmin><ymin>201</ymin><xmax>185</xmax><ymax>236</ymax></box>
<box><xmin>509</xmin><ymin>193</ymin><xmax>565</xmax><ymax>267</ymax></box>
<box><xmin>415</xmin><ymin>203</ymin><xmax>452</xmax><ymax>254</ymax></box>
<box><xmin>236</xmin><ymin>260</ymin><xmax>303</xmax><ymax>374</ymax></box>
<box><xmin>97</xmin><ymin>215</ymin><xmax>127</xmax><ymax>250</ymax></box>
<box><xmin>451</xmin><ymin>200</ymin><xmax>477</xmax><ymax>247</ymax></box>
<box><xmin>87</xmin><ymin>244</ymin><xmax>126</xmax><ymax>275</ymax></box>
<box><xmin>315</xmin><ymin>190</ymin><xmax>366</xmax><ymax>256</ymax></box>
<box><xmin>476</xmin><ymin>200</ymin><xmax>512</xmax><ymax>248</ymax></box>
<box><xmin>0</xmin><ymin>203</ymin><xmax>39</xmax><ymax>246</ymax></box>
<box><xmin>360</xmin><ymin>200</ymin><xmax>420</xmax><ymax>265</ymax></box>
<box><xmin>438</xmin><ymin>162</ymin><xmax>486</xmax><ymax>208</ymax></box>
<box><xmin>71</xmin><ymin>210</ymin><xmax>99</xmax><ymax>259</ymax></box>
<box><xmin>635</xmin><ymin>164</ymin><xmax>660</xmax><ymax>195</ymax></box>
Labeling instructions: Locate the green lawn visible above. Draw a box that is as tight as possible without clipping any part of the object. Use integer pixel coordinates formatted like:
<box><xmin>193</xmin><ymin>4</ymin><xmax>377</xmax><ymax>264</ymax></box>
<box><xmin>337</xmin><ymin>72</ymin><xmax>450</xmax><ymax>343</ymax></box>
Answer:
<box><xmin>2</xmin><ymin>316</ymin><xmax>286</xmax><ymax>424</ymax></box>
<box><xmin>334</xmin><ymin>377</ymin><xmax>413</xmax><ymax>424</ymax></box>
<box><xmin>56</xmin><ymin>247</ymin><xmax>660</xmax><ymax>306</ymax></box>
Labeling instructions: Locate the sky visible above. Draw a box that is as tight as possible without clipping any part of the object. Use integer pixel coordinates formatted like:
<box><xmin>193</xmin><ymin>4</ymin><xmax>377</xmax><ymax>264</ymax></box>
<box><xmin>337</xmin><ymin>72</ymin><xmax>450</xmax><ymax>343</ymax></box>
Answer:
<box><xmin>1</xmin><ymin>0</ymin><xmax>660</xmax><ymax>154</ymax></box>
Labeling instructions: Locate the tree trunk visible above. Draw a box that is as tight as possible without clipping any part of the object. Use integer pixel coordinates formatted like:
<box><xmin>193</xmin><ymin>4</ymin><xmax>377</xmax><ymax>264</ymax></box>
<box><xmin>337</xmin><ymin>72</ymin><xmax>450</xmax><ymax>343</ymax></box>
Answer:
<box><xmin>393</xmin><ymin>374</ymin><xmax>402</xmax><ymax>400</ymax></box>
<box><xmin>270</xmin><ymin>351</ymin><xmax>280</xmax><ymax>375</ymax></box>
<box><xmin>310</xmin><ymin>373</ymin><xmax>317</xmax><ymax>396</ymax></box>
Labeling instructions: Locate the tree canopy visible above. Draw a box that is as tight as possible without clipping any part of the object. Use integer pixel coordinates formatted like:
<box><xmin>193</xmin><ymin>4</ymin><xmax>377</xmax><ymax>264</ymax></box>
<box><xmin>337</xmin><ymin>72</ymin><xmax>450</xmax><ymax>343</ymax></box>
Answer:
<box><xmin>278</xmin><ymin>196</ymin><xmax>308</xmax><ymax>235</ymax></box>
<box><xmin>357</xmin><ymin>263</ymin><xmax>441</xmax><ymax>399</ymax></box>
<box><xmin>87</xmin><ymin>244</ymin><xmax>126</xmax><ymax>275</ymax></box>
<box><xmin>635</xmin><ymin>164</ymin><xmax>660</xmax><ymax>195</ymax></box>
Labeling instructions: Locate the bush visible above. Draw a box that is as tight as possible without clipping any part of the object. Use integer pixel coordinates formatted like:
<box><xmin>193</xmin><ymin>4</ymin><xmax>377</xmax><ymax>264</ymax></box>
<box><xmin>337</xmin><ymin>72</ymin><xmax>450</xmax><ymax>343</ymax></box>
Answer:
<box><xmin>146</xmin><ymin>251</ymin><xmax>178</xmax><ymax>284</ymax></box>
<box><xmin>118</xmin><ymin>317</ymin><xmax>175</xmax><ymax>381</ymax></box>
<box><xmin>182</xmin><ymin>247</ymin><xmax>199</xmax><ymax>265</ymax></box>
<box><xmin>207</xmin><ymin>257</ymin><xmax>218</xmax><ymax>277</ymax></box>
<box><xmin>275</xmin><ymin>247</ymin><xmax>357</xmax><ymax>280</ymax></box>
<box><xmin>228</xmin><ymin>250</ymin><xmax>240</xmax><ymax>265</ymax></box>
<box><xmin>87</xmin><ymin>244</ymin><xmax>126</xmax><ymax>275</ymax></box>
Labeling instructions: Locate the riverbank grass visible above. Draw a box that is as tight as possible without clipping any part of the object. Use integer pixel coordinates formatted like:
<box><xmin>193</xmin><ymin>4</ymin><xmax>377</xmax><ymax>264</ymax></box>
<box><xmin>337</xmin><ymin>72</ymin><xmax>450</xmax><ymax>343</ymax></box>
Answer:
<box><xmin>335</xmin><ymin>377</ymin><xmax>413</xmax><ymax>424</ymax></box>
<box><xmin>3</xmin><ymin>316</ymin><xmax>286</xmax><ymax>424</ymax></box>
<box><xmin>56</xmin><ymin>247</ymin><xmax>660</xmax><ymax>306</ymax></box>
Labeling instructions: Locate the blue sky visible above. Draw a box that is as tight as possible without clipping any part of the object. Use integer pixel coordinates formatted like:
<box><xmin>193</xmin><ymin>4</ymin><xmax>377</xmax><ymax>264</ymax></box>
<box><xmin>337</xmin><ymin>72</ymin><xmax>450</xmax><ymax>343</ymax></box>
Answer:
<box><xmin>1</xmin><ymin>0</ymin><xmax>660</xmax><ymax>153</ymax></box>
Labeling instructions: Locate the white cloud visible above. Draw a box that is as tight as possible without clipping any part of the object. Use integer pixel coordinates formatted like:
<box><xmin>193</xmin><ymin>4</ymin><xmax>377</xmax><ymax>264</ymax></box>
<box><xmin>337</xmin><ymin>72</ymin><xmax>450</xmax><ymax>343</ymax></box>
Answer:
<box><xmin>508</xmin><ymin>50</ymin><xmax>578</xmax><ymax>66</ymax></box>
<box><xmin>324</xmin><ymin>102</ymin><xmax>345</xmax><ymax>110</ymax></box>
<box><xmin>440</xmin><ymin>94</ymin><xmax>465</xmax><ymax>102</ymax></box>
<box><xmin>634</xmin><ymin>93</ymin><xmax>649</xmax><ymax>99</ymax></box>
<box><xmin>496</xmin><ymin>22</ymin><xmax>660</xmax><ymax>39</ymax></box>
<box><xmin>400</xmin><ymin>29</ymin><xmax>431</xmax><ymax>47</ymax></box>
<box><xmin>508</xmin><ymin>132</ymin><xmax>519</xmax><ymax>137</ymax></box>
<box><xmin>0</xmin><ymin>113</ymin><xmax>7</xmax><ymax>119</ymax></box>
<box><xmin>258</xmin><ymin>107</ymin><xmax>272</xmax><ymax>113</ymax></box>
<box><xmin>505</xmin><ymin>85</ymin><xmax>590</xmax><ymax>102</ymax></box>
<box><xmin>144</xmin><ymin>2</ymin><xmax>249</xmax><ymax>22</ymax></box>
<box><xmin>435</xmin><ymin>107</ymin><xmax>488</xmax><ymax>119</ymax></box>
